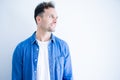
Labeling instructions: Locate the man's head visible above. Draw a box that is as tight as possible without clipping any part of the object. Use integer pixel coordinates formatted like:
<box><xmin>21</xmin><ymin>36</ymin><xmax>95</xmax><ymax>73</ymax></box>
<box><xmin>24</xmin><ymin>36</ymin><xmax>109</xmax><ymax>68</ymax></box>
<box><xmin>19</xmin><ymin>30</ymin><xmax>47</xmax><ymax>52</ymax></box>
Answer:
<box><xmin>34</xmin><ymin>1</ymin><xmax>55</xmax><ymax>23</ymax></box>
<box><xmin>34</xmin><ymin>1</ymin><xmax>58</xmax><ymax>32</ymax></box>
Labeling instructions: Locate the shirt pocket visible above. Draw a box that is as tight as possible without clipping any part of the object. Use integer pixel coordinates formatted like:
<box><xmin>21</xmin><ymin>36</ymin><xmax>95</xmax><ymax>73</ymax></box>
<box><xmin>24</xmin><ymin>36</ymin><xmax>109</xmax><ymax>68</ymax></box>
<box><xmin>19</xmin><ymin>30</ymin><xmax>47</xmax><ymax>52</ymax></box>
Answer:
<box><xmin>55</xmin><ymin>56</ymin><xmax>64</xmax><ymax>70</ymax></box>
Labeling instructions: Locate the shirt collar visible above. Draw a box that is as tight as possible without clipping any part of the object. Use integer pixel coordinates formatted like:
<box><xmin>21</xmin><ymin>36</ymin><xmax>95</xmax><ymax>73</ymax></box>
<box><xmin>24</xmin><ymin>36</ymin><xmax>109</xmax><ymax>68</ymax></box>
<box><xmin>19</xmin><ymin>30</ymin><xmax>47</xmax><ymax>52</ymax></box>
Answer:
<box><xmin>30</xmin><ymin>31</ymin><xmax>55</xmax><ymax>44</ymax></box>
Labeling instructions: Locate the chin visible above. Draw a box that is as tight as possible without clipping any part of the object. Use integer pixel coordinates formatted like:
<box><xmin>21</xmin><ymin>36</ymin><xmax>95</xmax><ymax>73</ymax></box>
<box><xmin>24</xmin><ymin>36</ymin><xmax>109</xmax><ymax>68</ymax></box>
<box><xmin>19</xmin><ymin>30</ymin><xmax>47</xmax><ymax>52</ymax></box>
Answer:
<box><xmin>49</xmin><ymin>27</ymin><xmax>55</xmax><ymax>32</ymax></box>
<box><xmin>49</xmin><ymin>29</ymin><xmax>55</xmax><ymax>32</ymax></box>
<box><xmin>51</xmin><ymin>29</ymin><xmax>55</xmax><ymax>32</ymax></box>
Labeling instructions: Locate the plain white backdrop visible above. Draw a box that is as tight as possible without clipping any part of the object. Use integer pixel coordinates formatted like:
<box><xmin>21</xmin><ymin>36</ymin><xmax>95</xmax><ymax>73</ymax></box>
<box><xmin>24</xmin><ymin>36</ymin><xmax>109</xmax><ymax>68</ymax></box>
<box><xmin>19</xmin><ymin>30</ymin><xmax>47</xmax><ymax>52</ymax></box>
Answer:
<box><xmin>0</xmin><ymin>0</ymin><xmax>120</xmax><ymax>80</ymax></box>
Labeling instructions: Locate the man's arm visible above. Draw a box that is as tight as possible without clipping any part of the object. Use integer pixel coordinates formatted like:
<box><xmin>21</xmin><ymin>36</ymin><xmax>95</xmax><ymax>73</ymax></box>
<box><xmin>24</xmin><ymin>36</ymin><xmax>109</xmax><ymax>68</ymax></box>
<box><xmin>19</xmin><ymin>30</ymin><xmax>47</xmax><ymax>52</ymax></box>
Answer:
<box><xmin>63</xmin><ymin>43</ymin><xmax>73</xmax><ymax>80</ymax></box>
<box><xmin>12</xmin><ymin>44</ymin><xmax>23</xmax><ymax>80</ymax></box>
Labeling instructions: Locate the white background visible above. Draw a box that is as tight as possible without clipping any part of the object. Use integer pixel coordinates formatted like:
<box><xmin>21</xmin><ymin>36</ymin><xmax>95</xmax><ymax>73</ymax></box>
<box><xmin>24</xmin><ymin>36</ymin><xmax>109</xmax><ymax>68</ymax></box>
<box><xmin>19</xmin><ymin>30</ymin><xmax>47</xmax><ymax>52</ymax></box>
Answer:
<box><xmin>0</xmin><ymin>0</ymin><xmax>120</xmax><ymax>80</ymax></box>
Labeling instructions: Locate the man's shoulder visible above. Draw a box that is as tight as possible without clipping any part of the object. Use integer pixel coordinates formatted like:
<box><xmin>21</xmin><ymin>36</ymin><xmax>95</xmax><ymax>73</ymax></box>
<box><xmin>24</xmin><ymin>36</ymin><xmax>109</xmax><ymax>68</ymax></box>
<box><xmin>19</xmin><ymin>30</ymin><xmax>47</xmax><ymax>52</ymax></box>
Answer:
<box><xmin>53</xmin><ymin>35</ymin><xmax>69</xmax><ymax>47</ymax></box>
<box><xmin>54</xmin><ymin>36</ymin><xmax>66</xmax><ymax>44</ymax></box>
<box><xmin>16</xmin><ymin>33</ymin><xmax>35</xmax><ymax>48</ymax></box>
<box><xmin>15</xmin><ymin>38</ymin><xmax>30</xmax><ymax>49</ymax></box>
<box><xmin>53</xmin><ymin>35</ymin><xmax>70</xmax><ymax>57</ymax></box>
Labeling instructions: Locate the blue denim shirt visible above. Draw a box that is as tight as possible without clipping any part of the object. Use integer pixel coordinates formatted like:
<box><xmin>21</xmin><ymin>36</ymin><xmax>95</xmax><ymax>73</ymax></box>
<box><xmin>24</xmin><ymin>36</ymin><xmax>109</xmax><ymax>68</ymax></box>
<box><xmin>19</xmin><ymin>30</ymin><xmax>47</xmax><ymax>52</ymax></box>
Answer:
<box><xmin>12</xmin><ymin>32</ymin><xmax>73</xmax><ymax>80</ymax></box>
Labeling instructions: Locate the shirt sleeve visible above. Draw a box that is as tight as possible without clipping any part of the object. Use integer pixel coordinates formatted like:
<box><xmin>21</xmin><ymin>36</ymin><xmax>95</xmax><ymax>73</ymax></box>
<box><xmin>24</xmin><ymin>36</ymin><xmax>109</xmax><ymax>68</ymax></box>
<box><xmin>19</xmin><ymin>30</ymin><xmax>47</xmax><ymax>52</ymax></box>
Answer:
<box><xmin>12</xmin><ymin>44</ymin><xmax>23</xmax><ymax>80</ymax></box>
<box><xmin>63</xmin><ymin>43</ymin><xmax>73</xmax><ymax>80</ymax></box>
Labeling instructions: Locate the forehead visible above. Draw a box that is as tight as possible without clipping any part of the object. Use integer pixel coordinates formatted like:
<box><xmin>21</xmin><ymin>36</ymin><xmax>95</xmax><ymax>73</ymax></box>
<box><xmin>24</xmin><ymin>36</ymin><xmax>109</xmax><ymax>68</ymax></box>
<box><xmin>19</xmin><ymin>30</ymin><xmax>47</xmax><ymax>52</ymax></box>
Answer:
<box><xmin>44</xmin><ymin>8</ymin><xmax>57</xmax><ymax>16</ymax></box>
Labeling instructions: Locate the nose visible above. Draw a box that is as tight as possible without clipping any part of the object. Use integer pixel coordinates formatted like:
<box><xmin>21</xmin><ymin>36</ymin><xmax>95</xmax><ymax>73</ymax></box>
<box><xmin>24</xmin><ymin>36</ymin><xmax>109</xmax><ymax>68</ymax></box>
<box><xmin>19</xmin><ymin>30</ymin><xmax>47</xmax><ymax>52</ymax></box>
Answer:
<box><xmin>53</xmin><ymin>17</ymin><xmax>57</xmax><ymax>23</ymax></box>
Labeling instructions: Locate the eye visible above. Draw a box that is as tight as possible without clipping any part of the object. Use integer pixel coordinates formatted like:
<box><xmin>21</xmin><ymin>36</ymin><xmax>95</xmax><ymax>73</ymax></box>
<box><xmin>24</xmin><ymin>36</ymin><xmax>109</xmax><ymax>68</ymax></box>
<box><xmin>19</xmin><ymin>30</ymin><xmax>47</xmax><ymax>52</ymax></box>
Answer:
<box><xmin>48</xmin><ymin>15</ymin><xmax>58</xmax><ymax>19</ymax></box>
<box><xmin>48</xmin><ymin>15</ymin><xmax>53</xmax><ymax>18</ymax></box>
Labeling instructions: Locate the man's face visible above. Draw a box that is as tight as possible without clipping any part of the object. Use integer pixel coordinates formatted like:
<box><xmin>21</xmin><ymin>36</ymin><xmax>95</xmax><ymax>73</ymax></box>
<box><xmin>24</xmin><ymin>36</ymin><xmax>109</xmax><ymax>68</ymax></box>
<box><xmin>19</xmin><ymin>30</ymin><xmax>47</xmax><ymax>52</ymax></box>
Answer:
<box><xmin>37</xmin><ymin>8</ymin><xmax>58</xmax><ymax>32</ymax></box>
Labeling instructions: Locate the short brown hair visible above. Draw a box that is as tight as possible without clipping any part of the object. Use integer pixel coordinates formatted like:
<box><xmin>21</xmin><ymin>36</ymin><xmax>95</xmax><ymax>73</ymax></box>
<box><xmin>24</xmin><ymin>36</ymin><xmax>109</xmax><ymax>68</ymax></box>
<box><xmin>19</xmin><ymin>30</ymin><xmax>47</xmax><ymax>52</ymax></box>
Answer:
<box><xmin>34</xmin><ymin>1</ymin><xmax>55</xmax><ymax>23</ymax></box>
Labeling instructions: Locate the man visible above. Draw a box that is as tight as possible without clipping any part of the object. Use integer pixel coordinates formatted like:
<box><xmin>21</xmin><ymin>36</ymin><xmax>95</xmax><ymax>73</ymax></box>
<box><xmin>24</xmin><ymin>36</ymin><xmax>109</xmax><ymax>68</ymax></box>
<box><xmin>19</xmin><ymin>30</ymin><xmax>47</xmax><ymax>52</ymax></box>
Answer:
<box><xmin>12</xmin><ymin>1</ymin><xmax>73</xmax><ymax>80</ymax></box>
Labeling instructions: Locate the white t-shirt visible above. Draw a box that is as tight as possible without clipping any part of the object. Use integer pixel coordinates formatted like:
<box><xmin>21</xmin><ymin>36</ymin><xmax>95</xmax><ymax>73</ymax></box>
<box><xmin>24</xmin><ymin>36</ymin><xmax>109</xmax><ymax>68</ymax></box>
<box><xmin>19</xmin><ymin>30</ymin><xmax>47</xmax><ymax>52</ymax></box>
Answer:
<box><xmin>36</xmin><ymin>40</ymin><xmax>50</xmax><ymax>80</ymax></box>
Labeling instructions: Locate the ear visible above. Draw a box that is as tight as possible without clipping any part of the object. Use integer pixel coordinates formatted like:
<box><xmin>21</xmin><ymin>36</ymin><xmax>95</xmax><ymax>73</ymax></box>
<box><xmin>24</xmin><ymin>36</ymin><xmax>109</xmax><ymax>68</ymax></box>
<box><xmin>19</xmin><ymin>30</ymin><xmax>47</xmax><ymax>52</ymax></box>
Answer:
<box><xmin>36</xmin><ymin>16</ymin><xmax>41</xmax><ymax>24</ymax></box>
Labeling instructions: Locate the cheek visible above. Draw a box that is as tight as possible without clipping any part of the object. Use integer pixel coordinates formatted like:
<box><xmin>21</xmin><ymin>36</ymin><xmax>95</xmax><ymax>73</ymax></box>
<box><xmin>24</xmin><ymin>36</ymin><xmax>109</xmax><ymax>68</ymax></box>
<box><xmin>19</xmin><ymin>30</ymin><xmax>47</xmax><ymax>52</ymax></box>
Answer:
<box><xmin>43</xmin><ymin>19</ymin><xmax>52</xmax><ymax>25</ymax></box>
<box><xmin>48</xmin><ymin>18</ymin><xmax>53</xmax><ymax>23</ymax></box>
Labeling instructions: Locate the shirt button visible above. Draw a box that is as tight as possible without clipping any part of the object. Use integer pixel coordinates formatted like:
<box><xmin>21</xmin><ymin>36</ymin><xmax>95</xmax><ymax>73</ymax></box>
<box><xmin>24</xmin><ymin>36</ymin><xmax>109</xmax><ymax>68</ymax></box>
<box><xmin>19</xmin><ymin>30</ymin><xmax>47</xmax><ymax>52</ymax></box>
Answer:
<box><xmin>34</xmin><ymin>70</ymin><xmax>36</xmax><ymax>73</ymax></box>
<box><xmin>36</xmin><ymin>48</ymin><xmax>39</xmax><ymax>51</ymax></box>
<box><xmin>35</xmin><ymin>59</ymin><xmax>37</xmax><ymax>62</ymax></box>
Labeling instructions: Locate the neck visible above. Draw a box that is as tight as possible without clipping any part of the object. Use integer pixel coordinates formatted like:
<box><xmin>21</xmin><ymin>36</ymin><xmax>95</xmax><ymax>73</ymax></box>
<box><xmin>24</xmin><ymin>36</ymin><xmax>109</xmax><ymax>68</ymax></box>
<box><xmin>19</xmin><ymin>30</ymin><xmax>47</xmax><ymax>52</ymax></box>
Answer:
<box><xmin>36</xmin><ymin>29</ymin><xmax>51</xmax><ymax>42</ymax></box>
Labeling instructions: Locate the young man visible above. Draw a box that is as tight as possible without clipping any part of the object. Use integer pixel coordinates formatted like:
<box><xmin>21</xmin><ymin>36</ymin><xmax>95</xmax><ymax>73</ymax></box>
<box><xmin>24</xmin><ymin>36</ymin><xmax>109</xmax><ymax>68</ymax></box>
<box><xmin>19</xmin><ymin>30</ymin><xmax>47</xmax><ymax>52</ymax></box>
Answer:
<box><xmin>12</xmin><ymin>1</ymin><xmax>73</xmax><ymax>80</ymax></box>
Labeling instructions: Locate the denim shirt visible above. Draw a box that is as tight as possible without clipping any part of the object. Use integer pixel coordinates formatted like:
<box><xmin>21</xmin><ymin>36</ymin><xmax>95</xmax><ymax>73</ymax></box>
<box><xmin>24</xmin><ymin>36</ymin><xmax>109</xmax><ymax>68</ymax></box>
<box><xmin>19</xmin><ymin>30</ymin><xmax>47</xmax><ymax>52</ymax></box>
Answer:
<box><xmin>12</xmin><ymin>32</ymin><xmax>73</xmax><ymax>80</ymax></box>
